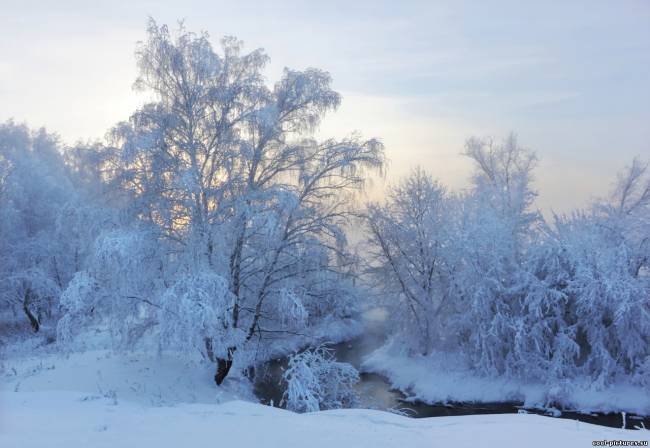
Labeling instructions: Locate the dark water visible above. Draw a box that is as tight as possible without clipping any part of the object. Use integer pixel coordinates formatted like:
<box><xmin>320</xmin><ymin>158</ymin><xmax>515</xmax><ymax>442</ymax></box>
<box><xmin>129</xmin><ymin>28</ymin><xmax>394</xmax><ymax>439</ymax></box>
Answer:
<box><xmin>254</xmin><ymin>309</ymin><xmax>650</xmax><ymax>430</ymax></box>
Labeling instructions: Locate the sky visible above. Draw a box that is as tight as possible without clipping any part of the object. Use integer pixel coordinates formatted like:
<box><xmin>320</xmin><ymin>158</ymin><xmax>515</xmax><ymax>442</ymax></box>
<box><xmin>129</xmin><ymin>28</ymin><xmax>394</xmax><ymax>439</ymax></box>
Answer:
<box><xmin>1</xmin><ymin>0</ymin><xmax>649</xmax><ymax>214</ymax></box>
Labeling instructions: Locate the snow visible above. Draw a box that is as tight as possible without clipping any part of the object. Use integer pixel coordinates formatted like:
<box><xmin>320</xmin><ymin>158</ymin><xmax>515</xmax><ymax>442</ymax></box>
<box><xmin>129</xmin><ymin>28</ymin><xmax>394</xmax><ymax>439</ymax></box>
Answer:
<box><xmin>1</xmin><ymin>20</ymin><xmax>649</xmax><ymax>447</ymax></box>
<box><xmin>1</xmin><ymin>349</ymin><xmax>648</xmax><ymax>447</ymax></box>
<box><xmin>2</xmin><ymin>391</ymin><xmax>647</xmax><ymax>448</ymax></box>
<box><xmin>363</xmin><ymin>341</ymin><xmax>650</xmax><ymax>415</ymax></box>
<box><xmin>1</xmin><ymin>350</ymin><xmax>254</xmax><ymax>406</ymax></box>
<box><xmin>363</xmin><ymin>139</ymin><xmax>650</xmax><ymax>395</ymax></box>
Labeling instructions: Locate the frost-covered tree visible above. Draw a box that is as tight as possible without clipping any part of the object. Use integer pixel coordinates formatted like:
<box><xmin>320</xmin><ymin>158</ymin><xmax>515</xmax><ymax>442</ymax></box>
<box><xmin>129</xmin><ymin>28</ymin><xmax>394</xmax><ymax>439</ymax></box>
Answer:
<box><xmin>56</xmin><ymin>227</ymin><xmax>162</xmax><ymax>347</ymax></box>
<box><xmin>452</xmin><ymin>135</ymin><xmax>542</xmax><ymax>376</ymax></box>
<box><xmin>363</xmin><ymin>136</ymin><xmax>650</xmax><ymax>390</ymax></box>
<box><xmin>282</xmin><ymin>346</ymin><xmax>359</xmax><ymax>412</ymax></box>
<box><xmin>521</xmin><ymin>158</ymin><xmax>650</xmax><ymax>387</ymax></box>
<box><xmin>365</xmin><ymin>135</ymin><xmax>541</xmax><ymax>366</ymax></box>
<box><xmin>0</xmin><ymin>122</ymin><xmax>76</xmax><ymax>338</ymax></box>
<box><xmin>57</xmin><ymin>20</ymin><xmax>383</xmax><ymax>384</ymax></box>
<box><xmin>365</xmin><ymin>168</ymin><xmax>454</xmax><ymax>354</ymax></box>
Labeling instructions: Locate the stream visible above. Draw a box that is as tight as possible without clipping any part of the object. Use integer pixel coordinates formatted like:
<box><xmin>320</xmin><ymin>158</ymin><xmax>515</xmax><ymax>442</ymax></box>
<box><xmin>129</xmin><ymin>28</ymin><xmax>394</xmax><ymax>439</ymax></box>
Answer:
<box><xmin>254</xmin><ymin>309</ymin><xmax>650</xmax><ymax>430</ymax></box>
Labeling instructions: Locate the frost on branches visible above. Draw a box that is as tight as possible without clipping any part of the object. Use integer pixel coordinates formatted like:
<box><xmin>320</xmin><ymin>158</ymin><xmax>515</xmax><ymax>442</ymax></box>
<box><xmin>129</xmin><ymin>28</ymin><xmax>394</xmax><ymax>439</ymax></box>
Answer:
<box><xmin>2</xmin><ymin>18</ymin><xmax>648</xmax><ymax>409</ymax></box>
<box><xmin>159</xmin><ymin>271</ymin><xmax>241</xmax><ymax>362</ymax></box>
<box><xmin>0</xmin><ymin>122</ymin><xmax>75</xmax><ymax>339</ymax></box>
<box><xmin>42</xmin><ymin>19</ymin><xmax>384</xmax><ymax>386</ymax></box>
<box><xmin>282</xmin><ymin>346</ymin><xmax>360</xmax><ymax>413</ymax></box>
<box><xmin>365</xmin><ymin>136</ymin><xmax>650</xmax><ymax>390</ymax></box>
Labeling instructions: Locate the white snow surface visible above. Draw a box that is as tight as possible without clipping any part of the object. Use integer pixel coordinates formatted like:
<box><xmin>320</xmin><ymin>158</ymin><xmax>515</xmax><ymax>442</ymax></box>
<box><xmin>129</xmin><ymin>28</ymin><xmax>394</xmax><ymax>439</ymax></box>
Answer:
<box><xmin>1</xmin><ymin>349</ymin><xmax>649</xmax><ymax>447</ymax></box>
<box><xmin>363</xmin><ymin>341</ymin><xmax>650</xmax><ymax>415</ymax></box>
<box><xmin>2</xmin><ymin>390</ymin><xmax>648</xmax><ymax>448</ymax></box>
<box><xmin>1</xmin><ymin>350</ymin><xmax>255</xmax><ymax>406</ymax></box>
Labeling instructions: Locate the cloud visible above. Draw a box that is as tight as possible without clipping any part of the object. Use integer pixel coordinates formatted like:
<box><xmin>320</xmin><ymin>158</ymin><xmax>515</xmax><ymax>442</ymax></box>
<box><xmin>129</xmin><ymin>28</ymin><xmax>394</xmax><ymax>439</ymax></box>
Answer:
<box><xmin>0</xmin><ymin>0</ymin><xmax>648</xmax><ymax>213</ymax></box>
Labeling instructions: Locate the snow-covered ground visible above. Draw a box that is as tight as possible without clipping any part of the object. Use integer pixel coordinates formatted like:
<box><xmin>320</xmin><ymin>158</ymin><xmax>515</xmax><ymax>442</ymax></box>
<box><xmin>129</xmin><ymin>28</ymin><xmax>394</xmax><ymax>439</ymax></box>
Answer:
<box><xmin>3</xmin><ymin>390</ymin><xmax>649</xmax><ymax>448</ymax></box>
<box><xmin>363</xmin><ymin>340</ymin><xmax>650</xmax><ymax>416</ymax></box>
<box><xmin>1</xmin><ymin>350</ymin><xmax>254</xmax><ymax>406</ymax></box>
<box><xmin>1</xmin><ymin>350</ymin><xmax>649</xmax><ymax>447</ymax></box>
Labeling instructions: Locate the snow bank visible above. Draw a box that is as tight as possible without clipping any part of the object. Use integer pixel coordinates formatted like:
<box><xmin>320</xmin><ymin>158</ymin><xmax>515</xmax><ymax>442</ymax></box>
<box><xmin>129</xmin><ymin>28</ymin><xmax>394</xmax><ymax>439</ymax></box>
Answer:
<box><xmin>0</xmin><ymin>316</ymin><xmax>361</xmax><ymax>408</ymax></box>
<box><xmin>1</xmin><ymin>390</ymin><xmax>646</xmax><ymax>448</ymax></box>
<box><xmin>1</xmin><ymin>350</ymin><xmax>254</xmax><ymax>406</ymax></box>
<box><xmin>362</xmin><ymin>342</ymin><xmax>650</xmax><ymax>415</ymax></box>
<box><xmin>1</xmin><ymin>347</ymin><xmax>647</xmax><ymax>447</ymax></box>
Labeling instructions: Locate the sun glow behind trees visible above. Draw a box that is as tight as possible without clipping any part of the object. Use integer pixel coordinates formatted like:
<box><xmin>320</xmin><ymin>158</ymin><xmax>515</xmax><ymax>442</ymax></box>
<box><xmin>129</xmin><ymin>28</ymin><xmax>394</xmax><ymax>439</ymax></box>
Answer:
<box><xmin>0</xmin><ymin>20</ymin><xmax>648</xmax><ymax>406</ymax></box>
<box><xmin>2</xmin><ymin>20</ymin><xmax>385</xmax><ymax>386</ymax></box>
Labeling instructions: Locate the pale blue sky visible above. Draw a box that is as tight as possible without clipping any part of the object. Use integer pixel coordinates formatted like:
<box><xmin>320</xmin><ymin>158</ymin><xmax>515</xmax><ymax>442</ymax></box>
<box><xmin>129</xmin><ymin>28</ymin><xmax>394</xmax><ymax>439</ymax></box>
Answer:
<box><xmin>1</xmin><ymin>0</ymin><xmax>649</xmax><ymax>213</ymax></box>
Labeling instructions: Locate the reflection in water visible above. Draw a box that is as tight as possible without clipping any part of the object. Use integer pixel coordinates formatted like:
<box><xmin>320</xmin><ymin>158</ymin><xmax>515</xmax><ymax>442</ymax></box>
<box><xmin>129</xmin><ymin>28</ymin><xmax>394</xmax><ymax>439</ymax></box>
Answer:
<box><xmin>253</xmin><ymin>308</ymin><xmax>650</xmax><ymax>430</ymax></box>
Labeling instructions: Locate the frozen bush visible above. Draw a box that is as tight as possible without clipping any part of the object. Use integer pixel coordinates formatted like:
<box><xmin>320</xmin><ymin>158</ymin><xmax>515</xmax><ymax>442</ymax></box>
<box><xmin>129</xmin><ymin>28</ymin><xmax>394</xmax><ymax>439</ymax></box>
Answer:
<box><xmin>282</xmin><ymin>346</ymin><xmax>359</xmax><ymax>412</ymax></box>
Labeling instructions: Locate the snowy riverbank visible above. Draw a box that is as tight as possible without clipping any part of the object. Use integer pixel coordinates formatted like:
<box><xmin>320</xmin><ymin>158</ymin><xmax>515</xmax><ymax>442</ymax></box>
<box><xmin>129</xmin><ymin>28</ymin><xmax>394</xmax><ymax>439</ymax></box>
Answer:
<box><xmin>1</xmin><ymin>349</ymin><xmax>648</xmax><ymax>447</ymax></box>
<box><xmin>362</xmin><ymin>341</ymin><xmax>650</xmax><ymax>416</ymax></box>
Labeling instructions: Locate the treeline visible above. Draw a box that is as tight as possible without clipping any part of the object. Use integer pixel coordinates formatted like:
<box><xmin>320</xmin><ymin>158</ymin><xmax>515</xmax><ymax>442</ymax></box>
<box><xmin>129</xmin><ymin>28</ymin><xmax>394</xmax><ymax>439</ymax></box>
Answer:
<box><xmin>1</xmin><ymin>20</ymin><xmax>648</xmax><ymax>391</ymax></box>
<box><xmin>1</xmin><ymin>20</ymin><xmax>383</xmax><ymax>385</ymax></box>
<box><xmin>364</xmin><ymin>136</ymin><xmax>650</xmax><ymax>389</ymax></box>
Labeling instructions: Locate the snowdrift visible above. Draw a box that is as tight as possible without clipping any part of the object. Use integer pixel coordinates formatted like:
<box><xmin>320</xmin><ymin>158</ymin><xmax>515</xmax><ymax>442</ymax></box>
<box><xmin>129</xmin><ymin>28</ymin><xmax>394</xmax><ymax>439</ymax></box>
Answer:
<box><xmin>1</xmin><ymin>349</ymin><xmax>648</xmax><ymax>447</ymax></box>
<box><xmin>2</xmin><ymin>391</ymin><xmax>647</xmax><ymax>448</ymax></box>
<box><xmin>363</xmin><ymin>342</ymin><xmax>650</xmax><ymax>416</ymax></box>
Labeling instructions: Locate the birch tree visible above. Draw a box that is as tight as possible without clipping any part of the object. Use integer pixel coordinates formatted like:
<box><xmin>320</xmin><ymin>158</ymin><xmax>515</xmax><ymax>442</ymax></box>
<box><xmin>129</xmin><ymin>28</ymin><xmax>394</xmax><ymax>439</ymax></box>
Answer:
<box><xmin>99</xmin><ymin>20</ymin><xmax>384</xmax><ymax>383</ymax></box>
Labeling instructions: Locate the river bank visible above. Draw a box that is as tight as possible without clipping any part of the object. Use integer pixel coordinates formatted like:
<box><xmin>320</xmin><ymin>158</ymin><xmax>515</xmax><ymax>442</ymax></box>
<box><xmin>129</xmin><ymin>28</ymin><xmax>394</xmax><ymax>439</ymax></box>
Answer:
<box><xmin>254</xmin><ymin>308</ymin><xmax>650</xmax><ymax>430</ymax></box>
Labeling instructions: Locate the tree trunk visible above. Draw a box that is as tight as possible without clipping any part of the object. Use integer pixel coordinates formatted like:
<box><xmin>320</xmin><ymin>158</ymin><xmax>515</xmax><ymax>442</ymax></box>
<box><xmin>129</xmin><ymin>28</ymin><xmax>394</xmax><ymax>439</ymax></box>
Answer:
<box><xmin>214</xmin><ymin>346</ymin><xmax>236</xmax><ymax>385</ymax></box>
<box><xmin>23</xmin><ymin>289</ymin><xmax>40</xmax><ymax>333</ymax></box>
<box><xmin>204</xmin><ymin>337</ymin><xmax>215</xmax><ymax>362</ymax></box>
